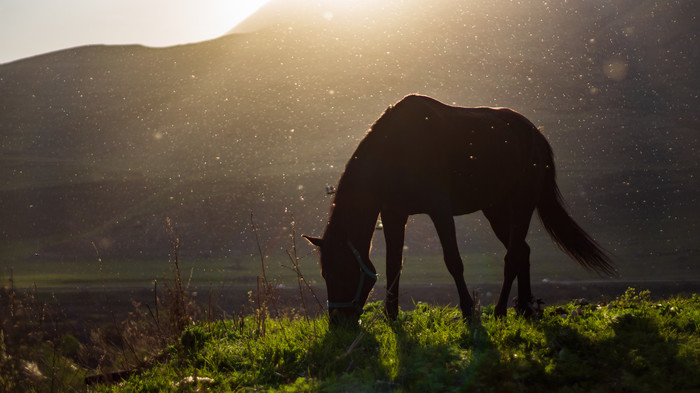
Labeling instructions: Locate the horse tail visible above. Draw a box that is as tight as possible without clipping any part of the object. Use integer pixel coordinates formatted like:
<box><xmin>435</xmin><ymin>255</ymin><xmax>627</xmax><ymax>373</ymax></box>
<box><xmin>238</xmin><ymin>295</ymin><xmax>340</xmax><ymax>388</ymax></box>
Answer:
<box><xmin>536</xmin><ymin>145</ymin><xmax>618</xmax><ymax>277</ymax></box>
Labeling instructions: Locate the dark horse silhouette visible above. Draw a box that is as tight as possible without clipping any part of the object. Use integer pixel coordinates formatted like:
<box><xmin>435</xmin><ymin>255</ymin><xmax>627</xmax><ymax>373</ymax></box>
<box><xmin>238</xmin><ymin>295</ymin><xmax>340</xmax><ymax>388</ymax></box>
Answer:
<box><xmin>305</xmin><ymin>95</ymin><xmax>615</xmax><ymax>325</ymax></box>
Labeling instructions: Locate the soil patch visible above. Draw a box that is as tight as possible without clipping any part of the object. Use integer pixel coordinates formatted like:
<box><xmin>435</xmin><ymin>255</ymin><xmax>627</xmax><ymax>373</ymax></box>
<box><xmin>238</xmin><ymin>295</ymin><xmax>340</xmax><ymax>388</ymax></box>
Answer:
<box><xmin>31</xmin><ymin>279</ymin><xmax>698</xmax><ymax>339</ymax></box>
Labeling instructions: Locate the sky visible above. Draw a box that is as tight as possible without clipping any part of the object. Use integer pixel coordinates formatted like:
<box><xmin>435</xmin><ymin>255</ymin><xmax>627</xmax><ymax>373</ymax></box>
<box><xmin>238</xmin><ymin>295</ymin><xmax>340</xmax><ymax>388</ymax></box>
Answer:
<box><xmin>0</xmin><ymin>0</ymin><xmax>271</xmax><ymax>64</ymax></box>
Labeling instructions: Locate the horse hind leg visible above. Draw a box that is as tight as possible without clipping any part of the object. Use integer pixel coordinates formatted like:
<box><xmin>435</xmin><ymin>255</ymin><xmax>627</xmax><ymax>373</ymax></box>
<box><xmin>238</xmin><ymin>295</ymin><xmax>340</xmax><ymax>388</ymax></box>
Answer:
<box><xmin>430</xmin><ymin>212</ymin><xmax>474</xmax><ymax>321</ymax></box>
<box><xmin>484</xmin><ymin>205</ymin><xmax>535</xmax><ymax>318</ymax></box>
<box><xmin>382</xmin><ymin>210</ymin><xmax>408</xmax><ymax>320</ymax></box>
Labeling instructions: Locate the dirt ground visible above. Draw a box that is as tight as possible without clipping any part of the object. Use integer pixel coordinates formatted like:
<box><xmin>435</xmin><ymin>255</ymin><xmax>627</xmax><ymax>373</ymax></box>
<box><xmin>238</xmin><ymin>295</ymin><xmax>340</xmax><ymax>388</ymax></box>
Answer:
<box><xmin>270</xmin><ymin>280</ymin><xmax>699</xmax><ymax>315</ymax></box>
<box><xmin>34</xmin><ymin>279</ymin><xmax>698</xmax><ymax>337</ymax></box>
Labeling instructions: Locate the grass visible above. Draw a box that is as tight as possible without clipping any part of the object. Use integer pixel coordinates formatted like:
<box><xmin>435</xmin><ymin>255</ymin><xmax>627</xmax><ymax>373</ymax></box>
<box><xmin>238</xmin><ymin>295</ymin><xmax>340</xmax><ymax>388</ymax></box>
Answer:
<box><xmin>91</xmin><ymin>288</ymin><xmax>699</xmax><ymax>393</ymax></box>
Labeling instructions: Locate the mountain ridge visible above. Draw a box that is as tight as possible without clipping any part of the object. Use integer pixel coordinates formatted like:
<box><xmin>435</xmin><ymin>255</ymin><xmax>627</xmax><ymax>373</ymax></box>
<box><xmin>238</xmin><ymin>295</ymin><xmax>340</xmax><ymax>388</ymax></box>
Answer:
<box><xmin>0</xmin><ymin>0</ymin><xmax>697</xmax><ymax>280</ymax></box>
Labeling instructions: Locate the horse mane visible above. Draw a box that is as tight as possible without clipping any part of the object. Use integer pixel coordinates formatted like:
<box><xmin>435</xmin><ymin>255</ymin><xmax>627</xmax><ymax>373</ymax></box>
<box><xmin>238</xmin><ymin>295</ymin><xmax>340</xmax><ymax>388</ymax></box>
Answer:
<box><xmin>329</xmin><ymin>104</ymin><xmax>398</xmax><ymax>213</ymax></box>
<box><xmin>322</xmin><ymin>104</ymin><xmax>400</xmax><ymax>242</ymax></box>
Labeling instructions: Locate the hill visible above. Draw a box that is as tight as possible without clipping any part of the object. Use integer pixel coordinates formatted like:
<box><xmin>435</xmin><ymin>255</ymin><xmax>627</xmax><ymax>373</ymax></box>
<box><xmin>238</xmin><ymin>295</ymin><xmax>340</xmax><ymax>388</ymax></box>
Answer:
<box><xmin>0</xmin><ymin>0</ymin><xmax>698</xmax><ymax>281</ymax></box>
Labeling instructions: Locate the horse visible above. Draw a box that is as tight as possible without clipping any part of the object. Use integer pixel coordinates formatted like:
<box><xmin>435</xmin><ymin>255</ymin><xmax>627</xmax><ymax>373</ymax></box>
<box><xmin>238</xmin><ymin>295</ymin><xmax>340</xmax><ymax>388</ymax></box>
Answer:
<box><xmin>304</xmin><ymin>94</ymin><xmax>615</xmax><ymax>325</ymax></box>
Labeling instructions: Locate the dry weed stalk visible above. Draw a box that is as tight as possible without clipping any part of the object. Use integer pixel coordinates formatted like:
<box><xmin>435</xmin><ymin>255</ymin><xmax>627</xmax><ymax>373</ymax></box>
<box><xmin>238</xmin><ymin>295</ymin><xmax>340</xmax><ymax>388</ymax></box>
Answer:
<box><xmin>165</xmin><ymin>217</ymin><xmax>190</xmax><ymax>334</ymax></box>
<box><xmin>282</xmin><ymin>216</ymin><xmax>324</xmax><ymax>321</ymax></box>
<box><xmin>0</xmin><ymin>274</ymin><xmax>86</xmax><ymax>392</ymax></box>
<box><xmin>249</xmin><ymin>213</ymin><xmax>282</xmax><ymax>336</ymax></box>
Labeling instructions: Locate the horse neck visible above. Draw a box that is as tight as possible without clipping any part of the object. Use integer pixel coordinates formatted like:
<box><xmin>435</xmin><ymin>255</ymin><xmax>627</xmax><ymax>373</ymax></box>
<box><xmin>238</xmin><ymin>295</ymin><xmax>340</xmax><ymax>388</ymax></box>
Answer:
<box><xmin>326</xmin><ymin>187</ymin><xmax>379</xmax><ymax>257</ymax></box>
<box><xmin>327</xmin><ymin>137</ymin><xmax>383</xmax><ymax>255</ymax></box>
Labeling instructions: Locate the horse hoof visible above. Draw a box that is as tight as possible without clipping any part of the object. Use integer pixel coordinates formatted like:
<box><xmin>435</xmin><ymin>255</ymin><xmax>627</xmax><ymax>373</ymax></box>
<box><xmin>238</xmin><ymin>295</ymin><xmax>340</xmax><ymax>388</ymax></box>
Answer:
<box><xmin>494</xmin><ymin>306</ymin><xmax>507</xmax><ymax>318</ymax></box>
<box><xmin>384</xmin><ymin>304</ymin><xmax>399</xmax><ymax>320</ymax></box>
<box><xmin>516</xmin><ymin>305</ymin><xmax>534</xmax><ymax>318</ymax></box>
<box><xmin>516</xmin><ymin>297</ymin><xmax>543</xmax><ymax>318</ymax></box>
<box><xmin>461</xmin><ymin>308</ymin><xmax>474</xmax><ymax>323</ymax></box>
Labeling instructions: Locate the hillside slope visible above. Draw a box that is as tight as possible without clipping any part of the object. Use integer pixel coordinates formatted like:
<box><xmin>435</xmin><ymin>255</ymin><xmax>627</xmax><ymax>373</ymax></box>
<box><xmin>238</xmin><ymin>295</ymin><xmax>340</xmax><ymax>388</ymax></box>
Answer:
<box><xmin>0</xmin><ymin>0</ymin><xmax>697</xmax><ymax>280</ymax></box>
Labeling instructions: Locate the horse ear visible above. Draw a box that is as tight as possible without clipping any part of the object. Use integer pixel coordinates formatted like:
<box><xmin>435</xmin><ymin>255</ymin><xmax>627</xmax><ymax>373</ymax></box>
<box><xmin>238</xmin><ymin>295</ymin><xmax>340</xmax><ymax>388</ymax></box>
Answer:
<box><xmin>302</xmin><ymin>235</ymin><xmax>324</xmax><ymax>248</ymax></box>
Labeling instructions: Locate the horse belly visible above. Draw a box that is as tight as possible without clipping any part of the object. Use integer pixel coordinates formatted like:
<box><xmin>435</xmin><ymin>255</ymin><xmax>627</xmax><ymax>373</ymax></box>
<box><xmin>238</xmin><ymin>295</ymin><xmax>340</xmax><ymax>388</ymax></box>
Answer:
<box><xmin>380</xmin><ymin>160</ymin><xmax>504</xmax><ymax>216</ymax></box>
<box><xmin>448</xmin><ymin>173</ymin><xmax>514</xmax><ymax>215</ymax></box>
<box><xmin>448</xmin><ymin>143</ymin><xmax>524</xmax><ymax>214</ymax></box>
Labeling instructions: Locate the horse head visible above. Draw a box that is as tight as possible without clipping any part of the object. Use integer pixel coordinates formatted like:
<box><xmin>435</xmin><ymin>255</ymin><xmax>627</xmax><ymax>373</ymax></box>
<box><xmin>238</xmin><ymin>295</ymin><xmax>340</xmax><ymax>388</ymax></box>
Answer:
<box><xmin>304</xmin><ymin>234</ymin><xmax>377</xmax><ymax>327</ymax></box>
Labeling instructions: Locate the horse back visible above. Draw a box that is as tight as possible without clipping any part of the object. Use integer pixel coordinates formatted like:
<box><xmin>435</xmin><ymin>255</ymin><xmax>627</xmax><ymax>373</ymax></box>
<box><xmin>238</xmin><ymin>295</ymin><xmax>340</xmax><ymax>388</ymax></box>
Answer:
<box><xmin>360</xmin><ymin>95</ymin><xmax>549</xmax><ymax>214</ymax></box>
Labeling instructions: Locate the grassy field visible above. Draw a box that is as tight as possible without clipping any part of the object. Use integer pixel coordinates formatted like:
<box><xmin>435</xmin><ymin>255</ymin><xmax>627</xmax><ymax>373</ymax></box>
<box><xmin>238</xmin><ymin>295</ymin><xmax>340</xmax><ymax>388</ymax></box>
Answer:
<box><xmin>6</xmin><ymin>249</ymin><xmax>694</xmax><ymax>290</ymax></box>
<box><xmin>79</xmin><ymin>288</ymin><xmax>699</xmax><ymax>393</ymax></box>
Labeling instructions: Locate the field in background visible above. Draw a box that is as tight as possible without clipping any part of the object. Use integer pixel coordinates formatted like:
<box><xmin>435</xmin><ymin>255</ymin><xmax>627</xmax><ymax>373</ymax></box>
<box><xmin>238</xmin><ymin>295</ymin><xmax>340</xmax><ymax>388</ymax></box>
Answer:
<box><xmin>5</xmin><ymin>245</ymin><xmax>695</xmax><ymax>290</ymax></box>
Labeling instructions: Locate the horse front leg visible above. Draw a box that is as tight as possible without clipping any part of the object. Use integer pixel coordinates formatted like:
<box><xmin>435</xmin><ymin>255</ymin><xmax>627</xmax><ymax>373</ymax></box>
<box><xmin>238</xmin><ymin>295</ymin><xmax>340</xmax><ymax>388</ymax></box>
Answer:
<box><xmin>382</xmin><ymin>210</ymin><xmax>408</xmax><ymax>320</ymax></box>
<box><xmin>430</xmin><ymin>212</ymin><xmax>474</xmax><ymax>321</ymax></box>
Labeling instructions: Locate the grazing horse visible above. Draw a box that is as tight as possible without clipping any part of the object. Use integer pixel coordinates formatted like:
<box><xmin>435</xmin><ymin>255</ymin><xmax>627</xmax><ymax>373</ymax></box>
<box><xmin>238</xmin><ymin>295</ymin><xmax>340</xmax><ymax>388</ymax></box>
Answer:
<box><xmin>305</xmin><ymin>94</ymin><xmax>615</xmax><ymax>325</ymax></box>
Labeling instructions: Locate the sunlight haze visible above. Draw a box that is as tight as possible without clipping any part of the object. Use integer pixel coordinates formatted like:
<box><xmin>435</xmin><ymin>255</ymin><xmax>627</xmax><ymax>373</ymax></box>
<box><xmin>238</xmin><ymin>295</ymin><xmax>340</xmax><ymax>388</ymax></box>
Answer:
<box><xmin>0</xmin><ymin>0</ymin><xmax>270</xmax><ymax>64</ymax></box>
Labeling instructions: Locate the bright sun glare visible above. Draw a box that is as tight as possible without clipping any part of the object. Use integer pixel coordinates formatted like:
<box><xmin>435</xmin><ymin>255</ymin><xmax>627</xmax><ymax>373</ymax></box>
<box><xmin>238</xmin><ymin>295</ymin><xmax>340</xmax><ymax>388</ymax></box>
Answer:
<box><xmin>208</xmin><ymin>0</ymin><xmax>270</xmax><ymax>36</ymax></box>
<box><xmin>0</xmin><ymin>0</ymin><xmax>273</xmax><ymax>63</ymax></box>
